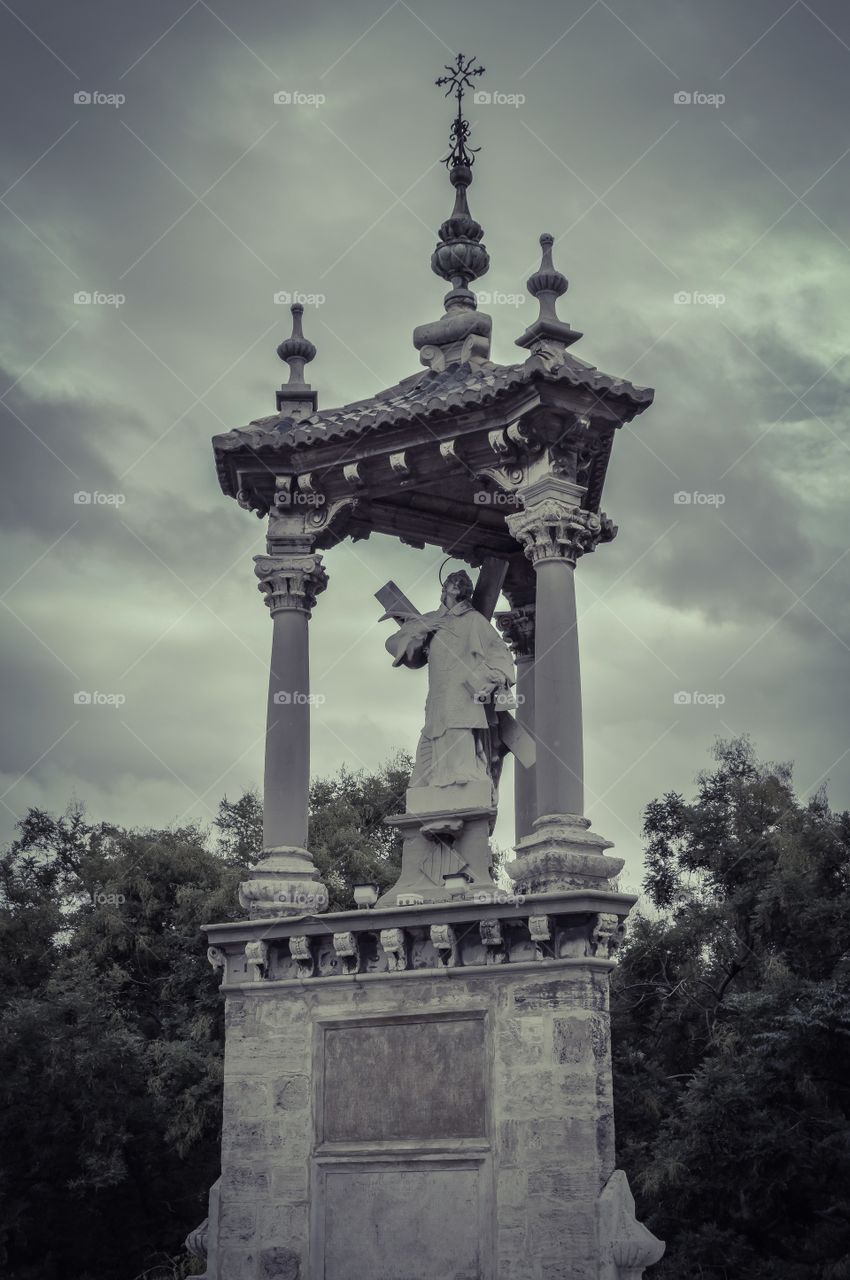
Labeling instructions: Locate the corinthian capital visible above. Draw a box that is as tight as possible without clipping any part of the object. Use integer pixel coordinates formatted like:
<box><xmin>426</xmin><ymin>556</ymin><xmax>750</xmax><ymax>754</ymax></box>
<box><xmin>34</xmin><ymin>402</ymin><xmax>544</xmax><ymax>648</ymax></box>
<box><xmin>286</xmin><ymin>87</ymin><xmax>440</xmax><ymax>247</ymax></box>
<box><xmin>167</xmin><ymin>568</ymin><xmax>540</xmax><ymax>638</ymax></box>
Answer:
<box><xmin>506</xmin><ymin>476</ymin><xmax>604</xmax><ymax>567</ymax></box>
<box><xmin>254</xmin><ymin>553</ymin><xmax>328</xmax><ymax>615</ymax></box>
<box><xmin>495</xmin><ymin>604</ymin><xmax>536</xmax><ymax>659</ymax></box>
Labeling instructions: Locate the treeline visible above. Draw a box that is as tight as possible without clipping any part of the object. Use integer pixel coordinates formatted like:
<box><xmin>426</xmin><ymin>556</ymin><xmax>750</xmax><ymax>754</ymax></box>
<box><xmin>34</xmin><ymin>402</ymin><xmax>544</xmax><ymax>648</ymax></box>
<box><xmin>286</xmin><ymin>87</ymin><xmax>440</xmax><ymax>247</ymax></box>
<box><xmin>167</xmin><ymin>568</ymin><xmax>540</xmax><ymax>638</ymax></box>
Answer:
<box><xmin>0</xmin><ymin>742</ymin><xmax>848</xmax><ymax>1279</ymax></box>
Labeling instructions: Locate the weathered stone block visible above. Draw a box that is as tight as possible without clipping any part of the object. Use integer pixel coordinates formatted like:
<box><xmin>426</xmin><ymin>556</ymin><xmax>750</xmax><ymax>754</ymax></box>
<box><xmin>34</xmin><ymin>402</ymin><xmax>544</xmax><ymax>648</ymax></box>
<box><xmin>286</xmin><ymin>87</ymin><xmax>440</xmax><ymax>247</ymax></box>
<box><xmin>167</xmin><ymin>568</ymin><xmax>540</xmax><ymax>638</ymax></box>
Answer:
<box><xmin>553</xmin><ymin>1015</ymin><xmax>594</xmax><ymax>1066</ymax></box>
<box><xmin>218</xmin><ymin>1246</ymin><xmax>256</xmax><ymax>1280</ymax></box>
<box><xmin>221</xmin><ymin>1165</ymin><xmax>270</xmax><ymax>1198</ymax></box>
<box><xmin>273</xmin><ymin>1073</ymin><xmax>310</xmax><ymax>1110</ymax></box>
<box><xmin>219</xmin><ymin>1204</ymin><xmax>256</xmax><ymax>1243</ymax></box>
<box><xmin>259</xmin><ymin>1244</ymin><xmax>301</xmax><ymax>1278</ymax></box>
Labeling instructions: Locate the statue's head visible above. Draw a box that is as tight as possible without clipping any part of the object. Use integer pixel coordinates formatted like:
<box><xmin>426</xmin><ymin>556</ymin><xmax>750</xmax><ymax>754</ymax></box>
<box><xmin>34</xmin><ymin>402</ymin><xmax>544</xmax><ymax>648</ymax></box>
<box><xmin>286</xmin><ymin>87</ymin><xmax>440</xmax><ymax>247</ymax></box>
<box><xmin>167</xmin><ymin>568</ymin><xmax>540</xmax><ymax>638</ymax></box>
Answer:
<box><xmin>442</xmin><ymin>569</ymin><xmax>474</xmax><ymax>607</ymax></box>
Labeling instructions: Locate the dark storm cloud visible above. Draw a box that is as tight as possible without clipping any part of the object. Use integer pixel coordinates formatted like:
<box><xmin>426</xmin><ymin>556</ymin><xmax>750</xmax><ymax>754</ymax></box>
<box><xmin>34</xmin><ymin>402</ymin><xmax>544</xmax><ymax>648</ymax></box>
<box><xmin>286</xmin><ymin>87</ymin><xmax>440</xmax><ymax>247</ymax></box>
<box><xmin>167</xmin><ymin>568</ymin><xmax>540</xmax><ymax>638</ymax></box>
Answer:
<box><xmin>1</xmin><ymin>0</ymin><xmax>848</xmax><ymax>873</ymax></box>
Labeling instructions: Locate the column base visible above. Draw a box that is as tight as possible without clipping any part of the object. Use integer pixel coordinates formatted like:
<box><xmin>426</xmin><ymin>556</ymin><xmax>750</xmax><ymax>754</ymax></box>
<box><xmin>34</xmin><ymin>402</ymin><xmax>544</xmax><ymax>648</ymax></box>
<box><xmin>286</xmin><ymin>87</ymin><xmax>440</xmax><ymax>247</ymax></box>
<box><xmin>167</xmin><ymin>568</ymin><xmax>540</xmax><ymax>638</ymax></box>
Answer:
<box><xmin>507</xmin><ymin>813</ymin><xmax>624</xmax><ymax>893</ymax></box>
<box><xmin>238</xmin><ymin>846</ymin><xmax>329</xmax><ymax>918</ymax></box>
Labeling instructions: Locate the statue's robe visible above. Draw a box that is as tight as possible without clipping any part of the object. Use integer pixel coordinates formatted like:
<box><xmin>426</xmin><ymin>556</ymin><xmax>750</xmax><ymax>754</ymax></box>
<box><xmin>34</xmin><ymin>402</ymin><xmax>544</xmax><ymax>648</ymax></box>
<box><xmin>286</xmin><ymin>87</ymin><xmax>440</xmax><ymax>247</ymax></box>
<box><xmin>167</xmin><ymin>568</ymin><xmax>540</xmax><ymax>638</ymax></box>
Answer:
<box><xmin>385</xmin><ymin>600</ymin><xmax>516</xmax><ymax>793</ymax></box>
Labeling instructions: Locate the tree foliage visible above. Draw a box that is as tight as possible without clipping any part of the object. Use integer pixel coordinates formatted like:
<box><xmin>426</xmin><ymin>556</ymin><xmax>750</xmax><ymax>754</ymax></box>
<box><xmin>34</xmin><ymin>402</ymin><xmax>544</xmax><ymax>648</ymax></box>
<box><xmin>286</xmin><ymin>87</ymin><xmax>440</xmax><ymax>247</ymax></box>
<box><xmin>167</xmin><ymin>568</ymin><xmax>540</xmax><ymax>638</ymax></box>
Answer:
<box><xmin>613</xmin><ymin>738</ymin><xmax>850</xmax><ymax>1280</ymax></box>
<box><xmin>0</xmin><ymin>757</ymin><xmax>410</xmax><ymax>1280</ymax></box>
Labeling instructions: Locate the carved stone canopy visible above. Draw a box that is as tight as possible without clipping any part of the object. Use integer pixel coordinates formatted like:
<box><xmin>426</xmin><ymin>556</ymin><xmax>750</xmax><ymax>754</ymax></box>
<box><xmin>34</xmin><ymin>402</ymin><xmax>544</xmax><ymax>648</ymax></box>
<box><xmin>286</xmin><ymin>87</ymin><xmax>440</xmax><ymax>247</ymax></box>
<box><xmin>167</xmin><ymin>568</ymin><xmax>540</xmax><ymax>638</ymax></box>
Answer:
<box><xmin>213</xmin><ymin>351</ymin><xmax>652</xmax><ymax>566</ymax></box>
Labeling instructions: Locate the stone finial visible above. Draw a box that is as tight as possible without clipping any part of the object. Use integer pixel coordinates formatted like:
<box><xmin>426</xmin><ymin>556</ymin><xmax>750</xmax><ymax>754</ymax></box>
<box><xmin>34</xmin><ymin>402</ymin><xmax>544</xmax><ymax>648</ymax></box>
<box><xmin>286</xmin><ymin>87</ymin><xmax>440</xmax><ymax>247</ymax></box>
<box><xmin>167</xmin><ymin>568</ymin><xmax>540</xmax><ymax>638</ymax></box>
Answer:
<box><xmin>515</xmin><ymin>233</ymin><xmax>583</xmax><ymax>357</ymax></box>
<box><xmin>413</xmin><ymin>166</ymin><xmax>492</xmax><ymax>371</ymax></box>
<box><xmin>276</xmin><ymin>303</ymin><xmax>318</xmax><ymax>417</ymax></box>
<box><xmin>414</xmin><ymin>56</ymin><xmax>492</xmax><ymax>371</ymax></box>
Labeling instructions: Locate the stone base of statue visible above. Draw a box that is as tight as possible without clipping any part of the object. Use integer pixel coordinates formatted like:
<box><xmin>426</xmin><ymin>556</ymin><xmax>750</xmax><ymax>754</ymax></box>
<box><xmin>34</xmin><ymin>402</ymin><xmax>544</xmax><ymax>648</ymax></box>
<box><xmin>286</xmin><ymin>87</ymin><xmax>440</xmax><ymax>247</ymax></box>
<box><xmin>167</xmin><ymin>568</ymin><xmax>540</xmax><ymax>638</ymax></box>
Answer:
<box><xmin>198</xmin><ymin>886</ymin><xmax>664</xmax><ymax>1280</ymax></box>
<box><xmin>508</xmin><ymin>813</ymin><xmax>624</xmax><ymax>894</ymax></box>
<box><xmin>237</xmin><ymin>846</ymin><xmax>330</xmax><ymax>919</ymax></box>
<box><xmin>378</xmin><ymin>782</ymin><xmax>497</xmax><ymax>906</ymax></box>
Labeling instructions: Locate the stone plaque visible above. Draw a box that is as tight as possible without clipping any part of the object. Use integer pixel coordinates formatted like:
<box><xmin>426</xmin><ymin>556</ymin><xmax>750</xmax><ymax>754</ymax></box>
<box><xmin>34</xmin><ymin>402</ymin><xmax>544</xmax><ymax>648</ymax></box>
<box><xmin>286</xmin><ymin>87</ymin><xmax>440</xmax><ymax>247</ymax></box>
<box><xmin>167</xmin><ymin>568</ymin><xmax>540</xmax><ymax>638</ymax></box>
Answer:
<box><xmin>320</xmin><ymin>1164</ymin><xmax>481</xmax><ymax>1279</ymax></box>
<box><xmin>321</xmin><ymin>1014</ymin><xmax>487</xmax><ymax>1143</ymax></box>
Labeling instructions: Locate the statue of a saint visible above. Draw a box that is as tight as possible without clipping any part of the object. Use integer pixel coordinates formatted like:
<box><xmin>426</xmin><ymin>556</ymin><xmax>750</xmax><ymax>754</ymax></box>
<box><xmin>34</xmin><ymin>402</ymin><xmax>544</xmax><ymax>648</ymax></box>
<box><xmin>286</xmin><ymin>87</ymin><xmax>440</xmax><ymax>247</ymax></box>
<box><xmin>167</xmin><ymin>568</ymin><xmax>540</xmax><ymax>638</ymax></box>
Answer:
<box><xmin>384</xmin><ymin>570</ymin><xmax>516</xmax><ymax>799</ymax></box>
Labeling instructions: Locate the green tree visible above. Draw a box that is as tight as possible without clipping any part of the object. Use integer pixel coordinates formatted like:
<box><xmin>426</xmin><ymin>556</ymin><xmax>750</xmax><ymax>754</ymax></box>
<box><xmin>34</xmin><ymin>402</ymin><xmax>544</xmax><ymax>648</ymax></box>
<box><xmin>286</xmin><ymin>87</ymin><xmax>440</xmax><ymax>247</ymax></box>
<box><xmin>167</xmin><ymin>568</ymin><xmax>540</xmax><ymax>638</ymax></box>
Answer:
<box><xmin>0</xmin><ymin>756</ymin><xmax>411</xmax><ymax>1280</ymax></box>
<box><xmin>612</xmin><ymin>738</ymin><xmax>850</xmax><ymax>1280</ymax></box>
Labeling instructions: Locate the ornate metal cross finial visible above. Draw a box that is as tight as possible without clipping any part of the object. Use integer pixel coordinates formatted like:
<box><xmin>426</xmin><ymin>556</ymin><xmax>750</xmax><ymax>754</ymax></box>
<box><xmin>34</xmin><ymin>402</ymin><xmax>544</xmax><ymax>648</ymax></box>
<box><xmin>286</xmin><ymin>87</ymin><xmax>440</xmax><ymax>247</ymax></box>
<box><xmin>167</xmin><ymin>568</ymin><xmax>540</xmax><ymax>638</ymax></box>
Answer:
<box><xmin>435</xmin><ymin>53</ymin><xmax>485</xmax><ymax>168</ymax></box>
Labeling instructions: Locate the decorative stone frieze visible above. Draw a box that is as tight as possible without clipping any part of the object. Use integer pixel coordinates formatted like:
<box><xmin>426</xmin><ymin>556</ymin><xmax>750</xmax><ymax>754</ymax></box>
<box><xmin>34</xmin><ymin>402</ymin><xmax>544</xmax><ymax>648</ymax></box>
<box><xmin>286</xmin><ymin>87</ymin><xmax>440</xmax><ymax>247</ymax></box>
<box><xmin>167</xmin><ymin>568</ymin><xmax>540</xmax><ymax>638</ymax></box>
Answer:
<box><xmin>495</xmin><ymin>603</ymin><xmax>536</xmax><ymax>660</ymax></box>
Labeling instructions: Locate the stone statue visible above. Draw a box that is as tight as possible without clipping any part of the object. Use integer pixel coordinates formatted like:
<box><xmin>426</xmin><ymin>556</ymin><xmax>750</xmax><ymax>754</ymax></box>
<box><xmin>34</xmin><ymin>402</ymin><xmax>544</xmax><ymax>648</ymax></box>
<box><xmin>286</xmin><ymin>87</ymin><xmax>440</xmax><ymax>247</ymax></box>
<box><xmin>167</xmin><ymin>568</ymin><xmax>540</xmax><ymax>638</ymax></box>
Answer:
<box><xmin>384</xmin><ymin>570</ymin><xmax>516</xmax><ymax>800</ymax></box>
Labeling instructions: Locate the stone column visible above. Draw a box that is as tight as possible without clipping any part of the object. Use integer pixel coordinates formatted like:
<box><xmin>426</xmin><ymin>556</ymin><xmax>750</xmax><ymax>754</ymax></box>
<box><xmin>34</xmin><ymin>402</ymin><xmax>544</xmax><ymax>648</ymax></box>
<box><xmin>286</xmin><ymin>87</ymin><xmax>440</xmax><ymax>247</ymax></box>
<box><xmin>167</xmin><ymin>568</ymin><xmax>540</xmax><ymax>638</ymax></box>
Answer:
<box><xmin>496</xmin><ymin>604</ymin><xmax>536</xmax><ymax>842</ymax></box>
<box><xmin>238</xmin><ymin>551</ymin><xmax>330</xmax><ymax>918</ymax></box>
<box><xmin>506</xmin><ymin>476</ymin><xmax>623</xmax><ymax>892</ymax></box>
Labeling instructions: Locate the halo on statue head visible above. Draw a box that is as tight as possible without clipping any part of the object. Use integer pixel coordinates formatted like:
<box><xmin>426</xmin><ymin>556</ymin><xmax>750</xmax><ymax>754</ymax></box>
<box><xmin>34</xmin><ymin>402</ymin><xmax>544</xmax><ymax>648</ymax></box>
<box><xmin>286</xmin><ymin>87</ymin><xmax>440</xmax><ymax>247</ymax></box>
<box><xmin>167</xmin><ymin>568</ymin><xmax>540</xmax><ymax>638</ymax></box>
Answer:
<box><xmin>438</xmin><ymin>556</ymin><xmax>472</xmax><ymax>586</ymax></box>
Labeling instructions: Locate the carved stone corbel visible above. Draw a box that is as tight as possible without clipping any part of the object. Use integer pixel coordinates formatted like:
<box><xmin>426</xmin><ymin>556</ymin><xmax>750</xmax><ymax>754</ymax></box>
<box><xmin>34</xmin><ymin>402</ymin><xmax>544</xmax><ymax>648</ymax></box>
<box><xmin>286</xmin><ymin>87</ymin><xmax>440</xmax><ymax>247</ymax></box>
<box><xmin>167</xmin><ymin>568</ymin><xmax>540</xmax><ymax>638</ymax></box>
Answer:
<box><xmin>592</xmin><ymin>913</ymin><xmax>625</xmax><ymax>959</ymax></box>
<box><xmin>528</xmin><ymin>915</ymin><xmax>552</xmax><ymax>959</ymax></box>
<box><xmin>245</xmin><ymin>940</ymin><xmax>269</xmax><ymax>980</ymax></box>
<box><xmin>333</xmin><ymin>931</ymin><xmax>362</xmax><ymax>975</ymax></box>
<box><xmin>207</xmin><ymin>945</ymin><xmax>226</xmax><ymax>976</ymax></box>
<box><xmin>479</xmin><ymin>917</ymin><xmax>506</xmax><ymax>964</ymax></box>
<box><xmin>430</xmin><ymin>923</ymin><xmax>460</xmax><ymax>968</ymax></box>
<box><xmin>379</xmin><ymin>928</ymin><xmax>409</xmax><ymax>972</ymax></box>
<box><xmin>289</xmin><ymin>935</ymin><xmax>314</xmax><ymax>978</ymax></box>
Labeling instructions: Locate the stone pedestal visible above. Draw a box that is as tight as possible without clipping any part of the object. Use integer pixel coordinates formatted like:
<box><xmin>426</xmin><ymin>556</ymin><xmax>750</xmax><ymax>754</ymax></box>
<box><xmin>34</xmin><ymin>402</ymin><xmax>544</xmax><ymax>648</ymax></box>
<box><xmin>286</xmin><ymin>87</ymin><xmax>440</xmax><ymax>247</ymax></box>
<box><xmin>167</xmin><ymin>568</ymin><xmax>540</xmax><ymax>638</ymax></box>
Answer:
<box><xmin>379</xmin><ymin>783</ymin><xmax>497</xmax><ymax>907</ymax></box>
<box><xmin>200</xmin><ymin>893</ymin><xmax>663</xmax><ymax>1280</ymax></box>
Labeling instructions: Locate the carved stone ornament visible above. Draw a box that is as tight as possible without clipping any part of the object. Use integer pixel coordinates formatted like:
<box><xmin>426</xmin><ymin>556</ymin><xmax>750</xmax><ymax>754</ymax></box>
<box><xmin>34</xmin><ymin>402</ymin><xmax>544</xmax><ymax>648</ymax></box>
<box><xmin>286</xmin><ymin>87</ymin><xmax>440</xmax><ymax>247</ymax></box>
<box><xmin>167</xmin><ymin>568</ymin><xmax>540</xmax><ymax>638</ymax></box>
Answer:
<box><xmin>593</xmin><ymin>912</ymin><xmax>626</xmax><ymax>959</ymax></box>
<box><xmin>333</xmin><ymin>930</ymin><xmax>362</xmax><ymax>975</ymax></box>
<box><xmin>253</xmin><ymin>553</ymin><xmax>328</xmax><ymax>616</ymax></box>
<box><xmin>430</xmin><ymin>922</ymin><xmax>459</xmax><ymax>967</ymax></box>
<box><xmin>245</xmin><ymin>939</ymin><xmax>268</xmax><ymax>980</ymax></box>
<box><xmin>598</xmin><ymin>1169</ymin><xmax>665</xmax><ymax>1279</ymax></box>
<box><xmin>479</xmin><ymin>917</ymin><xmax>506</xmax><ymax>964</ymax></box>
<box><xmin>380</xmin><ymin>927</ymin><xmax>409</xmax><ymax>972</ymax></box>
<box><xmin>495</xmin><ymin>604</ymin><xmax>536</xmax><ymax>660</ymax></box>
<box><xmin>289</xmin><ymin>934</ymin><xmax>314</xmax><ymax>978</ymax></box>
<box><xmin>206</xmin><ymin>945</ymin><xmax>226</xmax><ymax>973</ymax></box>
<box><xmin>507</xmin><ymin>476</ymin><xmax>604</xmax><ymax>567</ymax></box>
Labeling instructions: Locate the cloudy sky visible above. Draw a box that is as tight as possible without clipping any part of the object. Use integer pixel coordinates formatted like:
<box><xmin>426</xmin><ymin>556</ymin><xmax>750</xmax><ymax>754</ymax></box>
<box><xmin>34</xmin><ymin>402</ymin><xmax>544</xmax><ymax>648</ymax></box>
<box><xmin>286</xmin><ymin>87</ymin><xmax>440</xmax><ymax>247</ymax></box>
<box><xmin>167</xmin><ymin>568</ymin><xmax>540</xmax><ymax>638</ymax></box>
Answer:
<box><xmin>1</xmin><ymin>0</ymin><xmax>848</xmax><ymax>887</ymax></box>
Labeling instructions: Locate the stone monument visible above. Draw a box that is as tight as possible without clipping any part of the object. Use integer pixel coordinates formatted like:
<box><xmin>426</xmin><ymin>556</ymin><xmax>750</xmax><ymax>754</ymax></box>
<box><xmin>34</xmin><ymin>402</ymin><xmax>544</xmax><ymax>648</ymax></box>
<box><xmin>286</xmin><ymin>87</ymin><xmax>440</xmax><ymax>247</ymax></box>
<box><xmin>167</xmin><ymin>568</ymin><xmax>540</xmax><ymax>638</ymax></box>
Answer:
<box><xmin>195</xmin><ymin>54</ymin><xmax>664</xmax><ymax>1280</ymax></box>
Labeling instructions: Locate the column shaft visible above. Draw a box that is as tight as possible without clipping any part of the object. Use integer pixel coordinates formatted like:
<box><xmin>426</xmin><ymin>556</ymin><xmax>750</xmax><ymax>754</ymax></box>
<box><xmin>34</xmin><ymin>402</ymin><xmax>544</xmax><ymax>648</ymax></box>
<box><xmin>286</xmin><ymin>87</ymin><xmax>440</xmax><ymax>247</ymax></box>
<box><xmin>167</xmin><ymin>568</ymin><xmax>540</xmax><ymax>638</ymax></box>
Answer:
<box><xmin>533</xmin><ymin>558</ymin><xmax>583</xmax><ymax>817</ymax></box>
<box><xmin>514</xmin><ymin>652</ymin><xmax>537</xmax><ymax>839</ymax></box>
<box><xmin>264</xmin><ymin>608</ymin><xmax>310</xmax><ymax>850</ymax></box>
